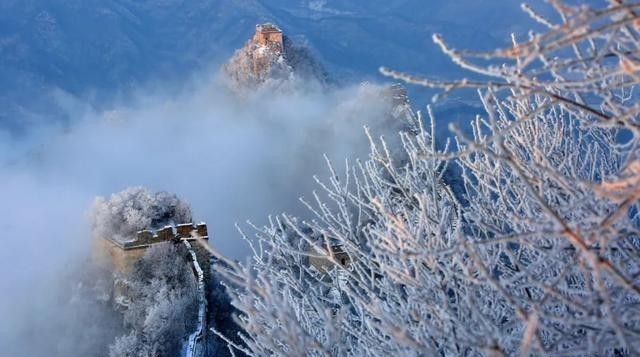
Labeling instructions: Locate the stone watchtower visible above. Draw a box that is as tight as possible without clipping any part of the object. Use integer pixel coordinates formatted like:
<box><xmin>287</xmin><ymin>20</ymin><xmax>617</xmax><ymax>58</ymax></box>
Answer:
<box><xmin>253</xmin><ymin>23</ymin><xmax>283</xmax><ymax>53</ymax></box>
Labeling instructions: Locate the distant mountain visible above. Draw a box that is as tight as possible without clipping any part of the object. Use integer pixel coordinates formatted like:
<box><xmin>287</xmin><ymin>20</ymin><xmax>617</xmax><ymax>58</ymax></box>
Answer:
<box><xmin>0</xmin><ymin>0</ymin><xmax>557</xmax><ymax>132</ymax></box>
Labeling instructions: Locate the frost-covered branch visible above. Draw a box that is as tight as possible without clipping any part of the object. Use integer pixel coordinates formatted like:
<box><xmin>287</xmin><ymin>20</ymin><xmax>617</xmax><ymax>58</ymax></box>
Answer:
<box><xmin>213</xmin><ymin>2</ymin><xmax>640</xmax><ymax>356</ymax></box>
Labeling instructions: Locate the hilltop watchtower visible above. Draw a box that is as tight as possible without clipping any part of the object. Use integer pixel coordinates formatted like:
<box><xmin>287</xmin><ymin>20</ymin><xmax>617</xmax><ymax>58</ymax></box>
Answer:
<box><xmin>254</xmin><ymin>23</ymin><xmax>283</xmax><ymax>50</ymax></box>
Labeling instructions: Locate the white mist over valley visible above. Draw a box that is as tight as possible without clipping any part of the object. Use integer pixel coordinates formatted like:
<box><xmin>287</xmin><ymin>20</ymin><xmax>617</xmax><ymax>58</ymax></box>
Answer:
<box><xmin>4</xmin><ymin>1</ymin><xmax>637</xmax><ymax>357</ymax></box>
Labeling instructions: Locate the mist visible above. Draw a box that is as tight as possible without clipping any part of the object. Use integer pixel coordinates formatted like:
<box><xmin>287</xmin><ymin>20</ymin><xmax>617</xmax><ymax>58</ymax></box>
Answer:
<box><xmin>0</xmin><ymin>70</ymin><xmax>403</xmax><ymax>355</ymax></box>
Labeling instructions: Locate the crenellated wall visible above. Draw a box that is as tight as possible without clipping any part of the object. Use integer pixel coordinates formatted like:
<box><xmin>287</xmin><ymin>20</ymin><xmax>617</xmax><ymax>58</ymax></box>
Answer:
<box><xmin>95</xmin><ymin>222</ymin><xmax>209</xmax><ymax>275</ymax></box>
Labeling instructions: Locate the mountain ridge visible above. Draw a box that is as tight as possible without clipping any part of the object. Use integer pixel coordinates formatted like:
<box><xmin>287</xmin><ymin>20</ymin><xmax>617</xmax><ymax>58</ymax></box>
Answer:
<box><xmin>0</xmin><ymin>0</ymin><xmax>541</xmax><ymax>132</ymax></box>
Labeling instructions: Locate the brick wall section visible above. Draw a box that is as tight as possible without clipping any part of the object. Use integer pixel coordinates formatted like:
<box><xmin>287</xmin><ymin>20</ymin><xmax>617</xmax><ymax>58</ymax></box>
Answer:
<box><xmin>254</xmin><ymin>23</ymin><xmax>283</xmax><ymax>49</ymax></box>
<box><xmin>93</xmin><ymin>237</ymin><xmax>148</xmax><ymax>275</ymax></box>
<box><xmin>95</xmin><ymin>223</ymin><xmax>210</xmax><ymax>275</ymax></box>
<box><xmin>308</xmin><ymin>245</ymin><xmax>350</xmax><ymax>273</ymax></box>
<box><xmin>196</xmin><ymin>223</ymin><xmax>208</xmax><ymax>238</ymax></box>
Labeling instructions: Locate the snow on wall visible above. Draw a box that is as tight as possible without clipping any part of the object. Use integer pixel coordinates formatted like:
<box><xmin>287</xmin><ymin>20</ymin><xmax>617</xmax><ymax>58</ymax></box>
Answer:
<box><xmin>184</xmin><ymin>240</ymin><xmax>206</xmax><ymax>357</ymax></box>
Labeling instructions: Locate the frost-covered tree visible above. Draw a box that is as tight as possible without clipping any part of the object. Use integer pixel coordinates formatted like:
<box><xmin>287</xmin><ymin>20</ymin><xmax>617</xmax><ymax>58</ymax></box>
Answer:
<box><xmin>212</xmin><ymin>2</ymin><xmax>640</xmax><ymax>356</ymax></box>
<box><xmin>110</xmin><ymin>242</ymin><xmax>198</xmax><ymax>357</ymax></box>
<box><xmin>89</xmin><ymin>187</ymin><xmax>192</xmax><ymax>242</ymax></box>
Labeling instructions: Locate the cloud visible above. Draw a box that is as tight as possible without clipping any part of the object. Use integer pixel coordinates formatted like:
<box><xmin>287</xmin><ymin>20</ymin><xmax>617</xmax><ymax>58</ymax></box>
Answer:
<box><xmin>0</xmin><ymin>70</ymin><xmax>403</xmax><ymax>355</ymax></box>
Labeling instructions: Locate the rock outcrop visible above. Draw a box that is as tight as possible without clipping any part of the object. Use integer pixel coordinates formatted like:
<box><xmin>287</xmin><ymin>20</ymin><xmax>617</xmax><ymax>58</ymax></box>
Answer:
<box><xmin>223</xmin><ymin>23</ymin><xmax>329</xmax><ymax>90</ymax></box>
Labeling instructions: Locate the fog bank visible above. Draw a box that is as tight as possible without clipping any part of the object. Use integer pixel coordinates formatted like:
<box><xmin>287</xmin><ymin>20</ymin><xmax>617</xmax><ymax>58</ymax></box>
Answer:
<box><xmin>0</xmin><ymin>72</ymin><xmax>403</xmax><ymax>355</ymax></box>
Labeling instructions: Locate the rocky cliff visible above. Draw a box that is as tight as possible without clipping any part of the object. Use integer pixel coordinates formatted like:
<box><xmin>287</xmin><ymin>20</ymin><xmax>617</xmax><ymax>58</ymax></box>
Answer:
<box><xmin>223</xmin><ymin>23</ymin><xmax>329</xmax><ymax>90</ymax></box>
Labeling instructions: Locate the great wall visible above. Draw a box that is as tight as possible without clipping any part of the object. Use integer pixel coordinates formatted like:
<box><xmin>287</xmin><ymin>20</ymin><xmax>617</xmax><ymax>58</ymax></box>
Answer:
<box><xmin>90</xmin><ymin>23</ymin><xmax>423</xmax><ymax>356</ymax></box>
<box><xmin>184</xmin><ymin>240</ymin><xmax>207</xmax><ymax>357</ymax></box>
<box><xmin>95</xmin><ymin>222</ymin><xmax>211</xmax><ymax>357</ymax></box>
<box><xmin>253</xmin><ymin>23</ymin><xmax>283</xmax><ymax>52</ymax></box>
<box><xmin>95</xmin><ymin>222</ymin><xmax>208</xmax><ymax>274</ymax></box>
<box><xmin>90</xmin><ymin>23</ymin><xmax>297</xmax><ymax>355</ymax></box>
